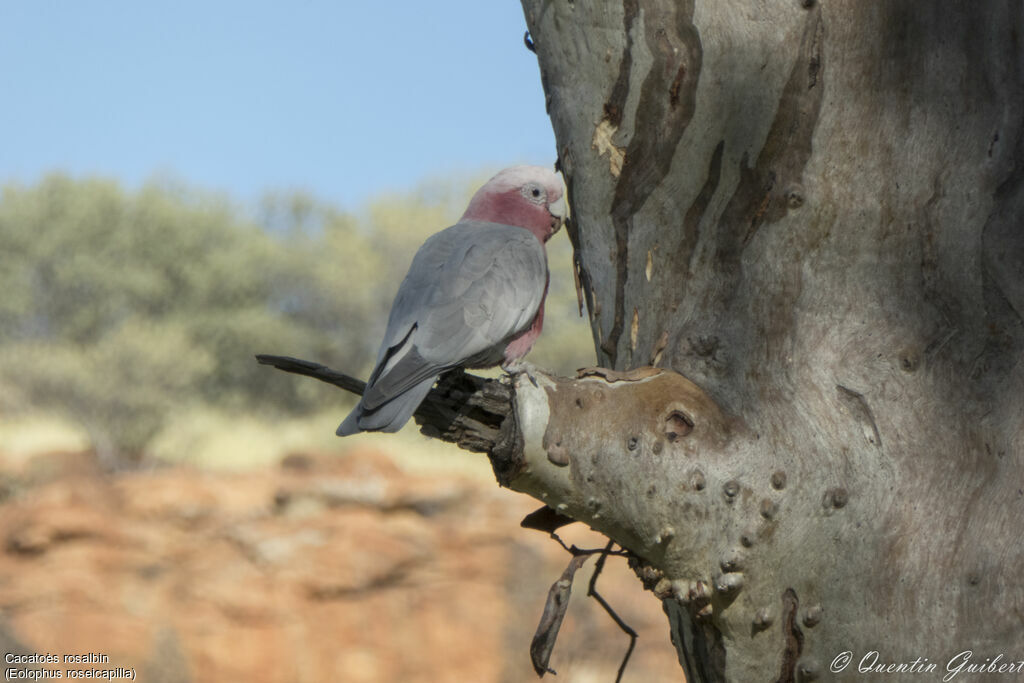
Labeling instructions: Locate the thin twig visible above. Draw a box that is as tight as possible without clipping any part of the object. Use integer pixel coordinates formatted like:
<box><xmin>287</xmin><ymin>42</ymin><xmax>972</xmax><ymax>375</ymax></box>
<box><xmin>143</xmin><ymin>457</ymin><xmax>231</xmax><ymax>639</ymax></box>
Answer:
<box><xmin>587</xmin><ymin>540</ymin><xmax>638</xmax><ymax>683</ymax></box>
<box><xmin>548</xmin><ymin>532</ymin><xmax>630</xmax><ymax>558</ymax></box>
<box><xmin>542</xmin><ymin>533</ymin><xmax>638</xmax><ymax>681</ymax></box>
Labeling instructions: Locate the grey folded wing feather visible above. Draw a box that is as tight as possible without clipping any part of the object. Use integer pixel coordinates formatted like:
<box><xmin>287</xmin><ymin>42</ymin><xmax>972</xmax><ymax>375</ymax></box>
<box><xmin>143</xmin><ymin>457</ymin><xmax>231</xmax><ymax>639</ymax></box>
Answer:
<box><xmin>357</xmin><ymin>220</ymin><xmax>548</xmax><ymax>421</ymax></box>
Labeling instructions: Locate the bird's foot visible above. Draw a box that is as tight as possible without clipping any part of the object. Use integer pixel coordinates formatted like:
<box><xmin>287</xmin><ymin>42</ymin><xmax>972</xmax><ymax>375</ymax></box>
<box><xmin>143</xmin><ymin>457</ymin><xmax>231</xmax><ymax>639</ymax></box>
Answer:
<box><xmin>502</xmin><ymin>358</ymin><xmax>540</xmax><ymax>388</ymax></box>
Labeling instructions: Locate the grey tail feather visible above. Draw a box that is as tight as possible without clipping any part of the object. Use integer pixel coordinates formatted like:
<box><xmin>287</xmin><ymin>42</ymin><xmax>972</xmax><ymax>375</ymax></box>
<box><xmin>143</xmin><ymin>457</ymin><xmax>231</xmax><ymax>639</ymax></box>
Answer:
<box><xmin>335</xmin><ymin>408</ymin><xmax>363</xmax><ymax>437</ymax></box>
<box><xmin>335</xmin><ymin>376</ymin><xmax>437</xmax><ymax>436</ymax></box>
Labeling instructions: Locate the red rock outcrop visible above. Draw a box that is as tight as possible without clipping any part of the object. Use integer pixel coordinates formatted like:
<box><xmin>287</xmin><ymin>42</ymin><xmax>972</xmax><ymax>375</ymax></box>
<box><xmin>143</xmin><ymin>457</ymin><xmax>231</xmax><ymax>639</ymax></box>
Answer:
<box><xmin>0</xmin><ymin>449</ymin><xmax>682</xmax><ymax>682</ymax></box>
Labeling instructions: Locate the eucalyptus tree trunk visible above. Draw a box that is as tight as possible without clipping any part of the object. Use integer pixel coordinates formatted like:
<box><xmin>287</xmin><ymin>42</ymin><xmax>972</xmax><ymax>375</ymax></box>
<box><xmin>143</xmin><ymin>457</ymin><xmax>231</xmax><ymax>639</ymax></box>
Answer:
<box><xmin>517</xmin><ymin>1</ymin><xmax>1024</xmax><ymax>680</ymax></box>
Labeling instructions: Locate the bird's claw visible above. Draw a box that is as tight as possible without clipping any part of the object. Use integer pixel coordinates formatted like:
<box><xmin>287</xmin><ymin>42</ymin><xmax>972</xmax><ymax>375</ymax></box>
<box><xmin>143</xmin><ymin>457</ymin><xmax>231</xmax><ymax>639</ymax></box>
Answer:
<box><xmin>502</xmin><ymin>359</ymin><xmax>540</xmax><ymax>388</ymax></box>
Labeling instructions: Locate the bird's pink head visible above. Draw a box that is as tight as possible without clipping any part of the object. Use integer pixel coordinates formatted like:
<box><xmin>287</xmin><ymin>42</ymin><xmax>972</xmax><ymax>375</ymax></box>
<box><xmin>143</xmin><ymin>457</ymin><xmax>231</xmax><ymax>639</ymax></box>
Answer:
<box><xmin>460</xmin><ymin>165</ymin><xmax>566</xmax><ymax>242</ymax></box>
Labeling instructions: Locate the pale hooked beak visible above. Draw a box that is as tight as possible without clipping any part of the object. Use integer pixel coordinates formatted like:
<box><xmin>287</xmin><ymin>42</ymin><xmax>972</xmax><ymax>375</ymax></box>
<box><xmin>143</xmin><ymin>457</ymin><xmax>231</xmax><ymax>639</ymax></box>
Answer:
<box><xmin>548</xmin><ymin>195</ymin><xmax>567</xmax><ymax>234</ymax></box>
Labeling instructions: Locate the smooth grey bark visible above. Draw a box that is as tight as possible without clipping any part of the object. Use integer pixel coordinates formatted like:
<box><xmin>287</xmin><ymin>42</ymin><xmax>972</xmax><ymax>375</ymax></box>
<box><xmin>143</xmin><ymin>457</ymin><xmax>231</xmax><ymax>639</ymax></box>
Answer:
<box><xmin>517</xmin><ymin>1</ymin><xmax>1024</xmax><ymax>681</ymax></box>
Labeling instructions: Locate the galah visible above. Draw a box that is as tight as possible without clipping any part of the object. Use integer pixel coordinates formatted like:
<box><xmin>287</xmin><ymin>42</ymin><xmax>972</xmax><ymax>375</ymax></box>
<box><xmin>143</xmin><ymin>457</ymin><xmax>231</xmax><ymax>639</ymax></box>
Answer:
<box><xmin>337</xmin><ymin>165</ymin><xmax>566</xmax><ymax>436</ymax></box>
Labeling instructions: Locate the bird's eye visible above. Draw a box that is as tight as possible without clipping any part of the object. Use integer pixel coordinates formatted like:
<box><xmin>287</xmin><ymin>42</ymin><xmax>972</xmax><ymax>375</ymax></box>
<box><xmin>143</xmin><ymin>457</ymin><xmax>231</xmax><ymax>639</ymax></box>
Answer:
<box><xmin>522</xmin><ymin>184</ymin><xmax>545</xmax><ymax>202</ymax></box>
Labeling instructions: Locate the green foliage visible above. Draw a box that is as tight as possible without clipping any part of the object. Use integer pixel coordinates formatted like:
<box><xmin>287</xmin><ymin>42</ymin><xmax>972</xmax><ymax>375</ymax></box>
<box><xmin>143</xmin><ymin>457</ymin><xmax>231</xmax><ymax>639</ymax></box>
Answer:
<box><xmin>0</xmin><ymin>171</ymin><xmax>594</xmax><ymax>464</ymax></box>
<box><xmin>1</xmin><ymin>321</ymin><xmax>212</xmax><ymax>463</ymax></box>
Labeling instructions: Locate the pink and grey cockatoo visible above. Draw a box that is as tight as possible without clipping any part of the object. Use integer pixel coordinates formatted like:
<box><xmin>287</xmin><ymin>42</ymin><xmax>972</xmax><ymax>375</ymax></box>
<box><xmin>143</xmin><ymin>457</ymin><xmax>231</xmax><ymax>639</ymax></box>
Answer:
<box><xmin>336</xmin><ymin>165</ymin><xmax>566</xmax><ymax>436</ymax></box>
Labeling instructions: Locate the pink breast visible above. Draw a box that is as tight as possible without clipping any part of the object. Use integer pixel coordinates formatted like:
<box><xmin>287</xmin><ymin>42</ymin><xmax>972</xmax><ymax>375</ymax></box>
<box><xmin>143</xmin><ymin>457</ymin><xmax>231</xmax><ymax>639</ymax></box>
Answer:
<box><xmin>503</xmin><ymin>298</ymin><xmax>545</xmax><ymax>363</ymax></box>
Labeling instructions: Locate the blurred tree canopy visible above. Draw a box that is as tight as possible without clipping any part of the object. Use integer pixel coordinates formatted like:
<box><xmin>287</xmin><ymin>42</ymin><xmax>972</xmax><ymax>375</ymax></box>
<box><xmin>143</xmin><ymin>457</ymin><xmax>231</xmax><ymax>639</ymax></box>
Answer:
<box><xmin>0</xmin><ymin>172</ymin><xmax>591</xmax><ymax>464</ymax></box>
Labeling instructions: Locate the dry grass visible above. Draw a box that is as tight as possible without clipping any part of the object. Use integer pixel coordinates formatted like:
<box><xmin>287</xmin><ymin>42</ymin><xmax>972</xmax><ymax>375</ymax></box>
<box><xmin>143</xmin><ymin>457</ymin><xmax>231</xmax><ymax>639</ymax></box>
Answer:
<box><xmin>0</xmin><ymin>408</ymin><xmax>496</xmax><ymax>480</ymax></box>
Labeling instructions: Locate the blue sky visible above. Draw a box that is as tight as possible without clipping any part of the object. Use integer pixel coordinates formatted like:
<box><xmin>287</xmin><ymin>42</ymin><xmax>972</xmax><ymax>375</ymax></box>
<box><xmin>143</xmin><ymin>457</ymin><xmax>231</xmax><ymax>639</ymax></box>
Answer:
<box><xmin>0</xmin><ymin>1</ymin><xmax>557</xmax><ymax>208</ymax></box>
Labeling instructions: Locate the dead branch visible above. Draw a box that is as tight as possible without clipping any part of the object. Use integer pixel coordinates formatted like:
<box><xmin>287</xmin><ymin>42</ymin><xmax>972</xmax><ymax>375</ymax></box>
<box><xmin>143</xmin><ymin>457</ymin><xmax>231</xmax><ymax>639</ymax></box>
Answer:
<box><xmin>255</xmin><ymin>354</ymin><xmax>525</xmax><ymax>483</ymax></box>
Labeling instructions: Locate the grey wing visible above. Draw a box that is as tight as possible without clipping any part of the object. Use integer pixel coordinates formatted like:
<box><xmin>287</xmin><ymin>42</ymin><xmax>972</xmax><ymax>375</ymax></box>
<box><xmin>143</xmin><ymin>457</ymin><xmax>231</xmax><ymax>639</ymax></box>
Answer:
<box><xmin>361</xmin><ymin>221</ymin><xmax>547</xmax><ymax>411</ymax></box>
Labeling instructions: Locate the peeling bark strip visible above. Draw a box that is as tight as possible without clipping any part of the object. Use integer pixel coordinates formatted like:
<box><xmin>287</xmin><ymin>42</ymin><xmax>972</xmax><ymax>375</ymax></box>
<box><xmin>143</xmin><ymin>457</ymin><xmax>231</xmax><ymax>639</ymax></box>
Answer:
<box><xmin>604</xmin><ymin>0</ymin><xmax>640</xmax><ymax>129</ymax></box>
<box><xmin>566</xmin><ymin>196</ymin><xmax>598</xmax><ymax>329</ymax></box>
<box><xmin>593</xmin><ymin>0</ymin><xmax>639</xmax><ymax>365</ymax></box>
<box><xmin>775</xmin><ymin>588</ymin><xmax>803</xmax><ymax>683</ymax></box>
<box><xmin>592</xmin><ymin>0</ymin><xmax>638</xmax><ymax>176</ymax></box>
<box><xmin>664</xmin><ymin>599</ymin><xmax>726</xmax><ymax>683</ymax></box>
<box><xmin>531</xmin><ymin>554</ymin><xmax>591</xmax><ymax>676</ymax></box>
<box><xmin>715</xmin><ymin>5</ymin><xmax>825</xmax><ymax>266</ymax></box>
<box><xmin>602</xmin><ymin>0</ymin><xmax>703</xmax><ymax>368</ymax></box>
<box><xmin>680</xmin><ymin>139</ymin><xmax>725</xmax><ymax>271</ymax></box>
<box><xmin>980</xmin><ymin>1</ymin><xmax>1024</xmax><ymax>337</ymax></box>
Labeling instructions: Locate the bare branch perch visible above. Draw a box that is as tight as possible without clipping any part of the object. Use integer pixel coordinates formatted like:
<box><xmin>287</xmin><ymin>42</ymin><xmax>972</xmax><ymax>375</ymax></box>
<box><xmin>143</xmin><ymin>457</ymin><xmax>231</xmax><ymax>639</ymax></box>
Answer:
<box><xmin>255</xmin><ymin>354</ymin><xmax>525</xmax><ymax>483</ymax></box>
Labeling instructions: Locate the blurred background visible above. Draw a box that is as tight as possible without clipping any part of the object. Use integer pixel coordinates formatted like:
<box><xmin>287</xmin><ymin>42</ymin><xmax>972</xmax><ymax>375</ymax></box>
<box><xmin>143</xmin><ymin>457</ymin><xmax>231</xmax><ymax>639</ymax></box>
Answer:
<box><xmin>0</xmin><ymin>2</ymin><xmax>681</xmax><ymax>681</ymax></box>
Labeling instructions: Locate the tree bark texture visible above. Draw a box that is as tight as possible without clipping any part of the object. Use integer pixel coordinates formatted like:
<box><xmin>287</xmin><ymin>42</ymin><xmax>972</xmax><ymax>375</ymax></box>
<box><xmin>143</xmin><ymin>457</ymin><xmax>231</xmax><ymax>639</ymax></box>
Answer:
<box><xmin>518</xmin><ymin>1</ymin><xmax>1024</xmax><ymax>680</ymax></box>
